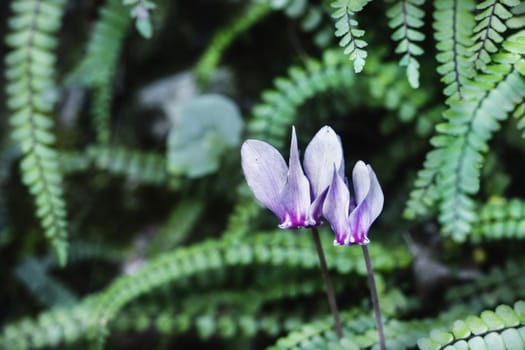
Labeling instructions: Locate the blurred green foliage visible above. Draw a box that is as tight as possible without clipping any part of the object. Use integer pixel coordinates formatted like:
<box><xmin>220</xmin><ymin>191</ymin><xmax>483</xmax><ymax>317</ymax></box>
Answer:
<box><xmin>1</xmin><ymin>0</ymin><xmax>525</xmax><ymax>349</ymax></box>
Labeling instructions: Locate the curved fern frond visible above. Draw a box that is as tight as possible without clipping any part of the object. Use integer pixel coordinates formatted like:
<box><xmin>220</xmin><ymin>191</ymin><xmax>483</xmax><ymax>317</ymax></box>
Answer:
<box><xmin>59</xmin><ymin>146</ymin><xmax>179</xmax><ymax>189</ymax></box>
<box><xmin>417</xmin><ymin>301</ymin><xmax>525</xmax><ymax>350</ymax></box>
<box><xmin>147</xmin><ymin>199</ymin><xmax>205</xmax><ymax>255</ymax></box>
<box><xmin>195</xmin><ymin>3</ymin><xmax>271</xmax><ymax>85</ymax></box>
<box><xmin>405</xmin><ymin>32</ymin><xmax>525</xmax><ymax>239</ymax></box>
<box><xmin>67</xmin><ymin>0</ymin><xmax>131</xmax><ymax>144</ymax></box>
<box><xmin>268</xmin><ymin>293</ymin><xmax>469</xmax><ymax>350</ymax></box>
<box><xmin>247</xmin><ymin>50</ymin><xmax>356</xmax><ymax>148</ymax></box>
<box><xmin>5</xmin><ymin>0</ymin><xmax>69</xmax><ymax>265</ymax></box>
<box><xmin>387</xmin><ymin>0</ymin><xmax>426</xmax><ymax>88</ymax></box>
<box><xmin>469</xmin><ymin>0</ymin><xmax>520</xmax><ymax>72</ymax></box>
<box><xmin>331</xmin><ymin>0</ymin><xmax>370</xmax><ymax>73</ymax></box>
<box><xmin>473</xmin><ymin>198</ymin><xmax>525</xmax><ymax>242</ymax></box>
<box><xmin>433</xmin><ymin>0</ymin><xmax>475</xmax><ymax>100</ymax></box>
<box><xmin>89</xmin><ymin>230</ymin><xmax>411</xmax><ymax>349</ymax></box>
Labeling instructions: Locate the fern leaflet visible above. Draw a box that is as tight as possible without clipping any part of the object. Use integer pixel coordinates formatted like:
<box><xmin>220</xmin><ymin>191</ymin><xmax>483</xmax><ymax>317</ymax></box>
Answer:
<box><xmin>433</xmin><ymin>0</ymin><xmax>475</xmax><ymax>100</ymax></box>
<box><xmin>331</xmin><ymin>0</ymin><xmax>370</xmax><ymax>73</ymax></box>
<box><xmin>5</xmin><ymin>0</ymin><xmax>69</xmax><ymax>265</ymax></box>
<box><xmin>387</xmin><ymin>0</ymin><xmax>426</xmax><ymax>88</ymax></box>
<box><xmin>418</xmin><ymin>301</ymin><xmax>525</xmax><ymax>350</ymax></box>
<box><xmin>405</xmin><ymin>32</ymin><xmax>525</xmax><ymax>239</ymax></box>
<box><xmin>67</xmin><ymin>0</ymin><xmax>131</xmax><ymax>144</ymax></box>
<box><xmin>469</xmin><ymin>0</ymin><xmax>520</xmax><ymax>72</ymax></box>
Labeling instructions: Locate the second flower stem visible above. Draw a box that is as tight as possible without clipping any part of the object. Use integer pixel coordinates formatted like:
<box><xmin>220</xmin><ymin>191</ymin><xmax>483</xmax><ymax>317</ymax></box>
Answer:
<box><xmin>311</xmin><ymin>227</ymin><xmax>343</xmax><ymax>339</ymax></box>
<box><xmin>362</xmin><ymin>245</ymin><xmax>386</xmax><ymax>350</ymax></box>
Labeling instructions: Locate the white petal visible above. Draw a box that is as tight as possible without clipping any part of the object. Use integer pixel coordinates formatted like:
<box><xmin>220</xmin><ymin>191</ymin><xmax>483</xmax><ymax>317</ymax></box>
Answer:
<box><xmin>352</xmin><ymin>160</ymin><xmax>370</xmax><ymax>205</ymax></box>
<box><xmin>241</xmin><ymin>140</ymin><xmax>287</xmax><ymax>218</ymax></box>
<box><xmin>304</xmin><ymin>126</ymin><xmax>344</xmax><ymax>198</ymax></box>
<box><xmin>365</xmin><ymin>164</ymin><xmax>384</xmax><ymax>224</ymax></box>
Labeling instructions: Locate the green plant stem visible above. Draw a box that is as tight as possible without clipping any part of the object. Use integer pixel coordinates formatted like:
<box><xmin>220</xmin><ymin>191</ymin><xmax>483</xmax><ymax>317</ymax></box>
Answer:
<box><xmin>362</xmin><ymin>245</ymin><xmax>386</xmax><ymax>350</ymax></box>
<box><xmin>310</xmin><ymin>227</ymin><xmax>343</xmax><ymax>339</ymax></box>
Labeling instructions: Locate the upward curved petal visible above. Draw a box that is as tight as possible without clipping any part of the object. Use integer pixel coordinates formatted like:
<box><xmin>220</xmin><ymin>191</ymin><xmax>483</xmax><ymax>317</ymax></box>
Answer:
<box><xmin>364</xmin><ymin>164</ymin><xmax>384</xmax><ymax>224</ymax></box>
<box><xmin>279</xmin><ymin>127</ymin><xmax>312</xmax><ymax>228</ymax></box>
<box><xmin>352</xmin><ymin>160</ymin><xmax>370</xmax><ymax>205</ymax></box>
<box><xmin>304</xmin><ymin>126</ymin><xmax>344</xmax><ymax>199</ymax></box>
<box><xmin>323</xmin><ymin>167</ymin><xmax>351</xmax><ymax>245</ymax></box>
<box><xmin>348</xmin><ymin>163</ymin><xmax>384</xmax><ymax>244</ymax></box>
<box><xmin>241</xmin><ymin>140</ymin><xmax>287</xmax><ymax>219</ymax></box>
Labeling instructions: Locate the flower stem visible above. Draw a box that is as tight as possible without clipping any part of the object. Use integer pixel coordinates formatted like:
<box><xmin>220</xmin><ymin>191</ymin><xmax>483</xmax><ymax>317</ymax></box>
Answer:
<box><xmin>310</xmin><ymin>227</ymin><xmax>343</xmax><ymax>339</ymax></box>
<box><xmin>362</xmin><ymin>245</ymin><xmax>386</xmax><ymax>350</ymax></box>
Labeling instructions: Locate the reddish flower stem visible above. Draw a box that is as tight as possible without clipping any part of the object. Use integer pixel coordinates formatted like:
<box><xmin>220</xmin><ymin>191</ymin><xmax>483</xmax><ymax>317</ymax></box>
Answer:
<box><xmin>311</xmin><ymin>227</ymin><xmax>343</xmax><ymax>339</ymax></box>
<box><xmin>362</xmin><ymin>245</ymin><xmax>386</xmax><ymax>350</ymax></box>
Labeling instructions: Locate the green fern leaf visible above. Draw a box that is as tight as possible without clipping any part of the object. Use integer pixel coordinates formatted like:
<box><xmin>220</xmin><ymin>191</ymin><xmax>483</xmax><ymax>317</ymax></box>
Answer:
<box><xmin>195</xmin><ymin>3</ymin><xmax>271</xmax><ymax>85</ymax></box>
<box><xmin>405</xmin><ymin>32</ymin><xmax>525</xmax><ymax>240</ymax></box>
<box><xmin>473</xmin><ymin>198</ymin><xmax>525</xmax><ymax>242</ymax></box>
<box><xmin>387</xmin><ymin>0</ymin><xmax>426</xmax><ymax>88</ymax></box>
<box><xmin>418</xmin><ymin>301</ymin><xmax>525</xmax><ymax>350</ymax></box>
<box><xmin>469</xmin><ymin>0</ymin><xmax>521</xmax><ymax>72</ymax></box>
<box><xmin>331</xmin><ymin>0</ymin><xmax>370</xmax><ymax>73</ymax></box>
<box><xmin>67</xmin><ymin>0</ymin><xmax>131</xmax><ymax>144</ymax></box>
<box><xmin>433</xmin><ymin>0</ymin><xmax>475</xmax><ymax>101</ymax></box>
<box><xmin>5</xmin><ymin>0</ymin><xmax>69</xmax><ymax>265</ymax></box>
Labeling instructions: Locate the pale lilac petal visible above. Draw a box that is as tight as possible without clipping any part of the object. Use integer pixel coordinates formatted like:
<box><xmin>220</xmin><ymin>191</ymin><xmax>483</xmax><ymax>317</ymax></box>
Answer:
<box><xmin>322</xmin><ymin>167</ymin><xmax>351</xmax><ymax>245</ymax></box>
<box><xmin>279</xmin><ymin>127</ymin><xmax>312</xmax><ymax>228</ymax></box>
<box><xmin>364</xmin><ymin>164</ymin><xmax>384</xmax><ymax>224</ymax></box>
<box><xmin>348</xmin><ymin>164</ymin><xmax>384</xmax><ymax>244</ymax></box>
<box><xmin>304</xmin><ymin>126</ymin><xmax>344</xmax><ymax>199</ymax></box>
<box><xmin>241</xmin><ymin>140</ymin><xmax>287</xmax><ymax>220</ymax></box>
<box><xmin>352</xmin><ymin>160</ymin><xmax>370</xmax><ymax>205</ymax></box>
<box><xmin>348</xmin><ymin>202</ymin><xmax>371</xmax><ymax>245</ymax></box>
<box><xmin>309</xmin><ymin>187</ymin><xmax>328</xmax><ymax>224</ymax></box>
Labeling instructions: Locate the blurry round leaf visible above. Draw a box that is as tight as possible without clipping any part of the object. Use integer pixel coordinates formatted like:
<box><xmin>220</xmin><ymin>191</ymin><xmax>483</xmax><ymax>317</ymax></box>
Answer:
<box><xmin>167</xmin><ymin>94</ymin><xmax>243</xmax><ymax>178</ymax></box>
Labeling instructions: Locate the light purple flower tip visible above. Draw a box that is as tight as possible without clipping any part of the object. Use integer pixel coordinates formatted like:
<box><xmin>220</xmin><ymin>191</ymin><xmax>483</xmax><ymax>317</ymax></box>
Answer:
<box><xmin>323</xmin><ymin>161</ymin><xmax>384</xmax><ymax>246</ymax></box>
<box><xmin>241</xmin><ymin>126</ymin><xmax>344</xmax><ymax>229</ymax></box>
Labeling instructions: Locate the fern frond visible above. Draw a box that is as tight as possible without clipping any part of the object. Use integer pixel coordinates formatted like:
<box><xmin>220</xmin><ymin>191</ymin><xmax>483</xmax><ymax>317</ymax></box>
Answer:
<box><xmin>331</xmin><ymin>0</ymin><xmax>370</xmax><ymax>72</ymax></box>
<box><xmin>446</xmin><ymin>258</ymin><xmax>525</xmax><ymax>306</ymax></box>
<box><xmin>0</xmin><ymin>297</ymin><xmax>97</xmax><ymax>350</ymax></box>
<box><xmin>89</xmin><ymin>230</ymin><xmax>411</xmax><ymax>348</ymax></box>
<box><xmin>247</xmin><ymin>50</ymin><xmax>356</xmax><ymax>149</ymax></box>
<box><xmin>195</xmin><ymin>3</ymin><xmax>271</xmax><ymax>85</ymax></box>
<box><xmin>418</xmin><ymin>301</ymin><xmax>525</xmax><ymax>350</ymax></box>
<box><xmin>67</xmin><ymin>0</ymin><xmax>131</xmax><ymax>144</ymax></box>
<box><xmin>473</xmin><ymin>198</ymin><xmax>525</xmax><ymax>242</ymax></box>
<box><xmin>469</xmin><ymin>0</ymin><xmax>520</xmax><ymax>72</ymax></box>
<box><xmin>5</xmin><ymin>0</ymin><xmax>70</xmax><ymax>265</ymax></box>
<box><xmin>59</xmin><ymin>146</ymin><xmax>179</xmax><ymax>189</ymax></box>
<box><xmin>87</xmin><ymin>146</ymin><xmax>178</xmax><ymax>188</ymax></box>
<box><xmin>268</xmin><ymin>290</ymin><xmax>437</xmax><ymax>350</ymax></box>
<box><xmin>433</xmin><ymin>0</ymin><xmax>475</xmax><ymax>100</ymax></box>
<box><xmin>387</xmin><ymin>0</ymin><xmax>426</xmax><ymax>88</ymax></box>
<box><xmin>67</xmin><ymin>0</ymin><xmax>130</xmax><ymax>88</ymax></box>
<box><xmin>115</xmin><ymin>304</ymin><xmax>311</xmax><ymax>341</ymax></box>
<box><xmin>147</xmin><ymin>199</ymin><xmax>205</xmax><ymax>255</ymax></box>
<box><xmin>405</xmin><ymin>32</ymin><xmax>525</xmax><ymax>239</ymax></box>
<box><xmin>222</xmin><ymin>184</ymin><xmax>262</xmax><ymax>239</ymax></box>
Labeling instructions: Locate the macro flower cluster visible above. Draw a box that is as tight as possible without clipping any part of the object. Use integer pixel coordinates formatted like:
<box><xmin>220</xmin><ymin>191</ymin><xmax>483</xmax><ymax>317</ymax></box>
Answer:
<box><xmin>241</xmin><ymin>126</ymin><xmax>384</xmax><ymax>245</ymax></box>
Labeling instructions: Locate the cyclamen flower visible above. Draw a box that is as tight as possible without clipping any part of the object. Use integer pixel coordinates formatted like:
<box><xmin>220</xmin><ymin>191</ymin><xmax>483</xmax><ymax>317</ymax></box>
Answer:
<box><xmin>241</xmin><ymin>126</ymin><xmax>343</xmax><ymax>229</ymax></box>
<box><xmin>323</xmin><ymin>160</ymin><xmax>384</xmax><ymax>245</ymax></box>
